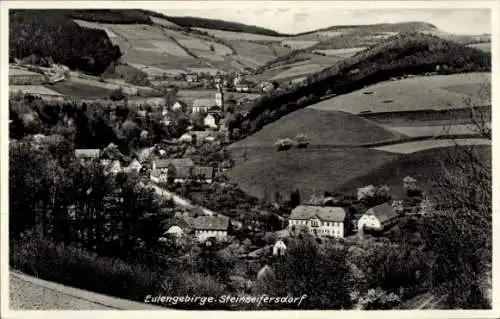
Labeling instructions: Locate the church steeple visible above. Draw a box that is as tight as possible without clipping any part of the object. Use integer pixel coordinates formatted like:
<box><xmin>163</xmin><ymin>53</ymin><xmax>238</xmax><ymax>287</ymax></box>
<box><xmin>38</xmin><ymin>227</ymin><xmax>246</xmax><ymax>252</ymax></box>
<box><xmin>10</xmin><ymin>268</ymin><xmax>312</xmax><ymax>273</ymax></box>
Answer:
<box><xmin>215</xmin><ymin>83</ymin><xmax>224</xmax><ymax>112</ymax></box>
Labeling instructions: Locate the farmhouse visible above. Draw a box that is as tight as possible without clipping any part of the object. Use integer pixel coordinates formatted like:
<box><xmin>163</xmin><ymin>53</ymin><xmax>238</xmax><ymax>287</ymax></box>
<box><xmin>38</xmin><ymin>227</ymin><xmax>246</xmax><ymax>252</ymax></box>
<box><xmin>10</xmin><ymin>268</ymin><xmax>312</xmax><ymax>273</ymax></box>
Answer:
<box><xmin>171</xmin><ymin>101</ymin><xmax>186</xmax><ymax>112</ymax></box>
<box><xmin>75</xmin><ymin>149</ymin><xmax>101</xmax><ymax>161</ymax></box>
<box><xmin>204</xmin><ymin>113</ymin><xmax>220</xmax><ymax>129</ymax></box>
<box><xmin>150</xmin><ymin>158</ymin><xmax>214</xmax><ymax>183</ymax></box>
<box><xmin>235</xmin><ymin>82</ymin><xmax>250</xmax><ymax>92</ymax></box>
<box><xmin>288</xmin><ymin>205</ymin><xmax>349</xmax><ymax>238</ymax></box>
<box><xmin>183</xmin><ymin>215</ymin><xmax>230</xmax><ymax>242</ymax></box>
<box><xmin>357</xmin><ymin>202</ymin><xmax>399</xmax><ymax>232</ymax></box>
<box><xmin>9</xmin><ymin>67</ymin><xmax>45</xmax><ymax>85</ymax></box>
<box><xmin>151</xmin><ymin>158</ymin><xmax>194</xmax><ymax>183</ymax></box>
<box><xmin>192</xmin><ymin>98</ymin><xmax>215</xmax><ymax>113</ymax></box>
<box><xmin>186</xmin><ymin>73</ymin><xmax>199</xmax><ymax>83</ymax></box>
<box><xmin>125</xmin><ymin>159</ymin><xmax>142</xmax><ymax>173</ymax></box>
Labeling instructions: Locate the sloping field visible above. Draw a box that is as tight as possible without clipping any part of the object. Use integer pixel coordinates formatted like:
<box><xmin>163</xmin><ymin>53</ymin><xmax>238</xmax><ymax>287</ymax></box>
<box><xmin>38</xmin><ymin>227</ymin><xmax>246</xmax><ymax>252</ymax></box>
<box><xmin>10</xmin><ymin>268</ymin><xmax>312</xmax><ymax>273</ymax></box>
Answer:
<box><xmin>230</xmin><ymin>40</ymin><xmax>278</xmax><ymax>67</ymax></box>
<box><xmin>228</xmin><ymin>147</ymin><xmax>399</xmax><ymax>200</ymax></box>
<box><xmin>308</xmin><ymin>73</ymin><xmax>491</xmax><ymax>114</ymax></box>
<box><xmin>128</xmin><ymin>63</ymin><xmax>186</xmax><ymax>77</ymax></box>
<box><xmin>10</xmin><ymin>85</ymin><xmax>63</xmax><ymax>96</ymax></box>
<box><xmin>270</xmin><ymin>63</ymin><xmax>326</xmax><ymax>81</ymax></box>
<box><xmin>385</xmin><ymin>124</ymin><xmax>479</xmax><ymax>137</ymax></box>
<box><xmin>150</xmin><ymin>16</ymin><xmax>179</xmax><ymax>28</ymax></box>
<box><xmin>228</xmin><ymin>109</ymin><xmax>402</xmax><ymax>149</ymax></box>
<box><xmin>193</xmin><ymin>27</ymin><xmax>285</xmax><ymax>41</ymax></box>
<box><xmin>281</xmin><ymin>40</ymin><xmax>318</xmax><ymax>50</ymax></box>
<box><xmin>337</xmin><ymin>145</ymin><xmax>491</xmax><ymax>199</ymax></box>
<box><xmin>467</xmin><ymin>42</ymin><xmax>491</xmax><ymax>53</ymax></box>
<box><xmin>313</xmin><ymin>47</ymin><xmax>366</xmax><ymax>57</ymax></box>
<box><xmin>371</xmin><ymin>138</ymin><xmax>491</xmax><ymax>154</ymax></box>
<box><xmin>48</xmin><ymin>82</ymin><xmax>115</xmax><ymax>99</ymax></box>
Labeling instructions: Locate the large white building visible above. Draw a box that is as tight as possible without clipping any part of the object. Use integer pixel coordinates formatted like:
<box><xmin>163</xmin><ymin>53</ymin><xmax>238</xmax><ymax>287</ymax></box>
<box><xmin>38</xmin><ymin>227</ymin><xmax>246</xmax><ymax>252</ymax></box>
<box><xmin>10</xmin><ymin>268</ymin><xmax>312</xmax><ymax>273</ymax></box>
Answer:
<box><xmin>288</xmin><ymin>205</ymin><xmax>349</xmax><ymax>238</ymax></box>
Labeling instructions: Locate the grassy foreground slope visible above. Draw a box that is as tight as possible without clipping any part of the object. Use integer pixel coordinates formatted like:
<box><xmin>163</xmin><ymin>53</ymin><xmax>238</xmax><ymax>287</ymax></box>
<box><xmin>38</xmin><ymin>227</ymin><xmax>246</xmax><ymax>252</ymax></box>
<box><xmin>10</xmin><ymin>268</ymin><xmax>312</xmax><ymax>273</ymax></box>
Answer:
<box><xmin>228</xmin><ymin>109</ymin><xmax>402</xmax><ymax>149</ymax></box>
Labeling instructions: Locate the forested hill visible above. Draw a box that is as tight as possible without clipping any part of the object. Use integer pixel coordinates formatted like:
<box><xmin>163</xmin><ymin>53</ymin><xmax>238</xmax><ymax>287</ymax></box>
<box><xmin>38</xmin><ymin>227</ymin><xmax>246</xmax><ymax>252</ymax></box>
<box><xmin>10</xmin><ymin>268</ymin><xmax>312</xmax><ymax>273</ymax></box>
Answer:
<box><xmin>145</xmin><ymin>11</ymin><xmax>289</xmax><ymax>36</ymax></box>
<box><xmin>295</xmin><ymin>21</ymin><xmax>438</xmax><ymax>36</ymax></box>
<box><xmin>229</xmin><ymin>32</ymin><xmax>491</xmax><ymax>141</ymax></box>
<box><xmin>9</xmin><ymin>10</ymin><xmax>122</xmax><ymax>75</ymax></box>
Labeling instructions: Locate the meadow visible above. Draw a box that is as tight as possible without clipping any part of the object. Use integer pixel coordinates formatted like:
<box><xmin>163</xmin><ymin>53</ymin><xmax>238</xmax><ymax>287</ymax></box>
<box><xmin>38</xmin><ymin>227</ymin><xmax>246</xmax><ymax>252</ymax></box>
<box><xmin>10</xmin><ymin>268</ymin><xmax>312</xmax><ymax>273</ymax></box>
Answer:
<box><xmin>228</xmin><ymin>109</ymin><xmax>402</xmax><ymax>149</ymax></box>
<box><xmin>9</xmin><ymin>85</ymin><xmax>63</xmax><ymax>96</ymax></box>
<box><xmin>48</xmin><ymin>82</ymin><xmax>115</xmax><ymax>99</ymax></box>
<box><xmin>371</xmin><ymin>138</ymin><xmax>491</xmax><ymax>154</ymax></box>
<box><xmin>384</xmin><ymin>124</ymin><xmax>479</xmax><ymax>137</ymax></box>
<box><xmin>308</xmin><ymin>73</ymin><xmax>491</xmax><ymax>114</ymax></box>
<box><xmin>227</xmin><ymin>147</ymin><xmax>399</xmax><ymax>200</ymax></box>
<box><xmin>337</xmin><ymin>145</ymin><xmax>491</xmax><ymax>199</ymax></box>
<box><xmin>466</xmin><ymin>42</ymin><xmax>491</xmax><ymax>53</ymax></box>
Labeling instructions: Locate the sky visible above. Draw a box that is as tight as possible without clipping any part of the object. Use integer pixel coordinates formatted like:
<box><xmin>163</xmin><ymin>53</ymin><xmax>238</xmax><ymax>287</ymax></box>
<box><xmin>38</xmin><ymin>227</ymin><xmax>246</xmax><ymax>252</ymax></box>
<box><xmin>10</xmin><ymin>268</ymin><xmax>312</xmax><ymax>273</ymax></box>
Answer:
<box><xmin>158</xmin><ymin>8</ymin><xmax>491</xmax><ymax>35</ymax></box>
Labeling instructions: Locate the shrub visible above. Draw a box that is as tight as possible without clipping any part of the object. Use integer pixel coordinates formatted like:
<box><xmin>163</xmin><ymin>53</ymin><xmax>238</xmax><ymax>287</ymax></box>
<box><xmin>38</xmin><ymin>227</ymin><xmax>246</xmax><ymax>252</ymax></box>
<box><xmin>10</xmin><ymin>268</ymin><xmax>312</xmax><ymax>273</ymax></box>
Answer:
<box><xmin>11</xmin><ymin>233</ymin><xmax>162</xmax><ymax>302</ymax></box>
<box><xmin>110</xmin><ymin>87</ymin><xmax>126</xmax><ymax>101</ymax></box>
<box><xmin>274</xmin><ymin>138</ymin><xmax>294</xmax><ymax>151</ymax></box>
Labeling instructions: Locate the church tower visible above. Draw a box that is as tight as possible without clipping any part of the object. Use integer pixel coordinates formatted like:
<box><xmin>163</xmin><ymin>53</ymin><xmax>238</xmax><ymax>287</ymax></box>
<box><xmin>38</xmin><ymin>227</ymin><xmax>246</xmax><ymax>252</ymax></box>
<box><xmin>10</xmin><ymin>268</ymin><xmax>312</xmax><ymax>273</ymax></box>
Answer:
<box><xmin>215</xmin><ymin>83</ymin><xmax>224</xmax><ymax>112</ymax></box>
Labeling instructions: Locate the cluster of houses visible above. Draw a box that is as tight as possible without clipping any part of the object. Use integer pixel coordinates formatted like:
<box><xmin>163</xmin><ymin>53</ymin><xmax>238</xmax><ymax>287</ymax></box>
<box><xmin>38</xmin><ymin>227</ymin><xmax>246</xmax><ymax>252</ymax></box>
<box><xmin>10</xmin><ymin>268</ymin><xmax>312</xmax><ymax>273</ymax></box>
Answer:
<box><xmin>287</xmin><ymin>202</ymin><xmax>400</xmax><ymax>239</ymax></box>
<box><xmin>74</xmin><ymin>146</ymin><xmax>143</xmax><ymax>176</ymax></box>
<box><xmin>150</xmin><ymin>157</ymin><xmax>215</xmax><ymax>184</ymax></box>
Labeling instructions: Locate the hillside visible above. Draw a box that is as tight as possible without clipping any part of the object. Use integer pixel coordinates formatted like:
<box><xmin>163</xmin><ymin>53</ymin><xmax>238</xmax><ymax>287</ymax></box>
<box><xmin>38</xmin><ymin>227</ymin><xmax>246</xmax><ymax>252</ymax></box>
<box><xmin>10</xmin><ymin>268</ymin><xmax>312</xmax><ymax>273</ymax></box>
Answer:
<box><xmin>149</xmin><ymin>13</ymin><xmax>288</xmax><ymax>36</ymax></box>
<box><xmin>229</xmin><ymin>32</ymin><xmax>490</xmax><ymax>142</ymax></box>
<box><xmin>227</xmin><ymin>147</ymin><xmax>399</xmax><ymax>200</ymax></box>
<box><xmin>336</xmin><ymin>145</ymin><xmax>491</xmax><ymax>199</ymax></box>
<box><xmin>9</xmin><ymin>10</ymin><xmax>122</xmax><ymax>75</ymax></box>
<box><xmin>228</xmin><ymin>109</ymin><xmax>402</xmax><ymax>149</ymax></box>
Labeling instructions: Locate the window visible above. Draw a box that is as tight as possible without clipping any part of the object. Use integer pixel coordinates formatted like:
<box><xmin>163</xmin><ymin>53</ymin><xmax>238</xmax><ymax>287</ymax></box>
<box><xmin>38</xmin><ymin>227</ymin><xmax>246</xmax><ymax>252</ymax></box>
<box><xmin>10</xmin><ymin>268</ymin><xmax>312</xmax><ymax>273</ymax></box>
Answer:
<box><xmin>311</xmin><ymin>219</ymin><xmax>320</xmax><ymax>227</ymax></box>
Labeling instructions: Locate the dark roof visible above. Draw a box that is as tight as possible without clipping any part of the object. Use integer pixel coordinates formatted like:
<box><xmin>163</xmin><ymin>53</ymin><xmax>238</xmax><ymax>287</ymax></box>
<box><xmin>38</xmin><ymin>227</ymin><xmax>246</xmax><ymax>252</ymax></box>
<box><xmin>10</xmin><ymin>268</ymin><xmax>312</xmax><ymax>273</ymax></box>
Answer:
<box><xmin>289</xmin><ymin>205</ymin><xmax>346</xmax><ymax>222</ymax></box>
<box><xmin>365</xmin><ymin>202</ymin><xmax>398</xmax><ymax>224</ymax></box>
<box><xmin>184</xmin><ymin>215</ymin><xmax>229</xmax><ymax>231</ymax></box>
<box><xmin>75</xmin><ymin>149</ymin><xmax>100</xmax><ymax>159</ymax></box>
<box><xmin>193</xmin><ymin>98</ymin><xmax>215</xmax><ymax>107</ymax></box>
<box><xmin>192</xmin><ymin>166</ymin><xmax>214</xmax><ymax>179</ymax></box>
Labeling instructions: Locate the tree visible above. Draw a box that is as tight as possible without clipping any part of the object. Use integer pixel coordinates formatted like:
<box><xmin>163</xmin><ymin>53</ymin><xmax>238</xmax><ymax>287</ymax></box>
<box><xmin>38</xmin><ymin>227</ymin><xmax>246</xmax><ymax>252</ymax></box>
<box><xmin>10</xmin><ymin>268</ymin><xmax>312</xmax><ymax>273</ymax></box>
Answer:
<box><xmin>421</xmin><ymin>82</ymin><xmax>492</xmax><ymax>308</ymax></box>
<box><xmin>260</xmin><ymin>237</ymin><xmax>352</xmax><ymax>309</ymax></box>
<box><xmin>110</xmin><ymin>87</ymin><xmax>126</xmax><ymax>101</ymax></box>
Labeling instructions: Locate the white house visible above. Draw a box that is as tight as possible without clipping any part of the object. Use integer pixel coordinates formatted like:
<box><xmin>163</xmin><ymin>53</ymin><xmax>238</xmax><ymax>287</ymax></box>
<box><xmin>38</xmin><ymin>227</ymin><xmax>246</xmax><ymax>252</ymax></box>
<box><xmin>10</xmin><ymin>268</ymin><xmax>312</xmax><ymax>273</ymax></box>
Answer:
<box><xmin>125</xmin><ymin>159</ymin><xmax>142</xmax><ymax>173</ymax></box>
<box><xmin>164</xmin><ymin>225</ymin><xmax>184</xmax><ymax>237</ymax></box>
<box><xmin>357</xmin><ymin>202</ymin><xmax>399</xmax><ymax>232</ymax></box>
<box><xmin>172</xmin><ymin>101</ymin><xmax>184</xmax><ymax>111</ymax></box>
<box><xmin>288</xmin><ymin>205</ymin><xmax>349</xmax><ymax>238</ymax></box>
<box><xmin>105</xmin><ymin>160</ymin><xmax>122</xmax><ymax>175</ymax></box>
<box><xmin>273</xmin><ymin>240</ymin><xmax>287</xmax><ymax>256</ymax></box>
<box><xmin>204</xmin><ymin>113</ymin><xmax>219</xmax><ymax>129</ymax></box>
<box><xmin>179</xmin><ymin>133</ymin><xmax>194</xmax><ymax>143</ymax></box>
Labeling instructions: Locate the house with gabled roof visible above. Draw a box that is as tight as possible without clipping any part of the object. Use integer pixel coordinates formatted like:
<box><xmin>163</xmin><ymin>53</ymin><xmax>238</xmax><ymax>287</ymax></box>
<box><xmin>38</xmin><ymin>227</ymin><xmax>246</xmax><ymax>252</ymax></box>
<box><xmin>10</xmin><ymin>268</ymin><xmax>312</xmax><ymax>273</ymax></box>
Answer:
<box><xmin>75</xmin><ymin>149</ymin><xmax>100</xmax><ymax>162</ymax></box>
<box><xmin>183</xmin><ymin>215</ymin><xmax>230</xmax><ymax>242</ymax></box>
<box><xmin>192</xmin><ymin>98</ymin><xmax>215</xmax><ymax>113</ymax></box>
<box><xmin>357</xmin><ymin>202</ymin><xmax>399</xmax><ymax>232</ymax></box>
<box><xmin>288</xmin><ymin>205</ymin><xmax>349</xmax><ymax>238</ymax></box>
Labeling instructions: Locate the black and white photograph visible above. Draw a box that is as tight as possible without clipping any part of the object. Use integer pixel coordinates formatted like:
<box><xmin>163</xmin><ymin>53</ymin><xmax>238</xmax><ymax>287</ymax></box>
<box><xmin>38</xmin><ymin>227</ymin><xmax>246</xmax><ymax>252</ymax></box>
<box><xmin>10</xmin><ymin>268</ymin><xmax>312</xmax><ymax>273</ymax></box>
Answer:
<box><xmin>0</xmin><ymin>0</ymin><xmax>496</xmax><ymax>316</ymax></box>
